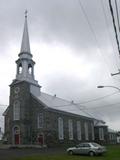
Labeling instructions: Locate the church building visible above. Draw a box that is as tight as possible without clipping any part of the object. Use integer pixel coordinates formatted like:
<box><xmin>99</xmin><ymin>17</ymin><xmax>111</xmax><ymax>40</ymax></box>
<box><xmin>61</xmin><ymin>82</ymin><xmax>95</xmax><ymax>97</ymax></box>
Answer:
<box><xmin>3</xmin><ymin>13</ymin><xmax>110</xmax><ymax>146</ymax></box>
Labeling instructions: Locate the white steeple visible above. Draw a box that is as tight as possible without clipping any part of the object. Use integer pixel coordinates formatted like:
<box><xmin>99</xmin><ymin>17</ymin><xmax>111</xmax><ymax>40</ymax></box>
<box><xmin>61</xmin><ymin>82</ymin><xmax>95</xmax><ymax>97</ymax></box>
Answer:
<box><xmin>15</xmin><ymin>11</ymin><xmax>41</xmax><ymax>96</ymax></box>
<box><xmin>20</xmin><ymin>10</ymin><xmax>31</xmax><ymax>54</ymax></box>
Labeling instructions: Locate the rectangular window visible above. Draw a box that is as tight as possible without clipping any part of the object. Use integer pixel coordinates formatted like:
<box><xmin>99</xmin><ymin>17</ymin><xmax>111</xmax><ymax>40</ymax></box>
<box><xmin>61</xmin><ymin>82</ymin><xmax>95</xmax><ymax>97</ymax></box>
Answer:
<box><xmin>37</xmin><ymin>113</ymin><xmax>43</xmax><ymax>128</ymax></box>
<box><xmin>91</xmin><ymin>123</ymin><xmax>95</xmax><ymax>140</ymax></box>
<box><xmin>68</xmin><ymin>119</ymin><xmax>73</xmax><ymax>140</ymax></box>
<box><xmin>84</xmin><ymin>122</ymin><xmax>89</xmax><ymax>140</ymax></box>
<box><xmin>58</xmin><ymin>117</ymin><xmax>64</xmax><ymax>140</ymax></box>
<box><xmin>77</xmin><ymin>121</ymin><xmax>81</xmax><ymax>140</ymax></box>
<box><xmin>99</xmin><ymin>128</ymin><xmax>104</xmax><ymax>140</ymax></box>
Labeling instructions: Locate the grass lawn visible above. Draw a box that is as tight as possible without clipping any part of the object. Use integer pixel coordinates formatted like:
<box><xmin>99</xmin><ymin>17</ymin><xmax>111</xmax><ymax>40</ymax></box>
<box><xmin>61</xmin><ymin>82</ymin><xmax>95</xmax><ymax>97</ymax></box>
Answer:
<box><xmin>16</xmin><ymin>145</ymin><xmax>120</xmax><ymax>160</ymax></box>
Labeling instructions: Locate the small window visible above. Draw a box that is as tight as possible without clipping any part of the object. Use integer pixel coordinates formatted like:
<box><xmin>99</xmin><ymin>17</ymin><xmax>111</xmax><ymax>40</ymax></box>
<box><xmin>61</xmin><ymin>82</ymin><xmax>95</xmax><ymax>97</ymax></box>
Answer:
<box><xmin>18</xmin><ymin>63</ymin><xmax>22</xmax><ymax>74</ymax></box>
<box><xmin>13</xmin><ymin>126</ymin><xmax>20</xmax><ymax>134</ymax></box>
<box><xmin>78</xmin><ymin>143</ymin><xmax>84</xmax><ymax>147</ymax></box>
<box><xmin>28</xmin><ymin>64</ymin><xmax>32</xmax><ymax>74</ymax></box>
<box><xmin>84</xmin><ymin>143</ymin><xmax>90</xmax><ymax>147</ymax></box>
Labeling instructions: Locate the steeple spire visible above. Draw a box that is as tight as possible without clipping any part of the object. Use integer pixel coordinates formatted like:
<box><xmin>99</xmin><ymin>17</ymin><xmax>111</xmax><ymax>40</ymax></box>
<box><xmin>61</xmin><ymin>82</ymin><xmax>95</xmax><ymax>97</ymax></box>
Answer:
<box><xmin>14</xmin><ymin>11</ymin><xmax>41</xmax><ymax>96</ymax></box>
<box><xmin>20</xmin><ymin>10</ymin><xmax>31</xmax><ymax>53</ymax></box>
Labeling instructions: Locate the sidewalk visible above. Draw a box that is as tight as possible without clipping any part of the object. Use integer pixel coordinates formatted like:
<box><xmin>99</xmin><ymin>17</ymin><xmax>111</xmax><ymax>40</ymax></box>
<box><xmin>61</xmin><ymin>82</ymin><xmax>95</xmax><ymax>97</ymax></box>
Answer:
<box><xmin>0</xmin><ymin>144</ymin><xmax>47</xmax><ymax>149</ymax></box>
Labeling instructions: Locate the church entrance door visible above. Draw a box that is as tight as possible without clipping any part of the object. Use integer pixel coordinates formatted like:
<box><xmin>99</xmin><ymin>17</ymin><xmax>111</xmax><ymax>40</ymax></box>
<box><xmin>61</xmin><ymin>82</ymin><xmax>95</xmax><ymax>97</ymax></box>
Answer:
<box><xmin>13</xmin><ymin>126</ymin><xmax>20</xmax><ymax>145</ymax></box>
<box><xmin>38</xmin><ymin>134</ymin><xmax>44</xmax><ymax>145</ymax></box>
<box><xmin>15</xmin><ymin>134</ymin><xmax>20</xmax><ymax>144</ymax></box>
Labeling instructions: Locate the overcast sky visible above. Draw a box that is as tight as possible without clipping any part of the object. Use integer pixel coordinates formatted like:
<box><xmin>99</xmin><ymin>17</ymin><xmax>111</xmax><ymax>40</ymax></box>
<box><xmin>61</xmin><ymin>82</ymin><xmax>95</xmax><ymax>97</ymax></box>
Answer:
<box><xmin>0</xmin><ymin>0</ymin><xmax>120</xmax><ymax>131</ymax></box>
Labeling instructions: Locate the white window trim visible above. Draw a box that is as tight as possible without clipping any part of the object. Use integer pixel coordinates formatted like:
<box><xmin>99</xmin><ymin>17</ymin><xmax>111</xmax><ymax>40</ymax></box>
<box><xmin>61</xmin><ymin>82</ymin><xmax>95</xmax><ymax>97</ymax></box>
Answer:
<box><xmin>91</xmin><ymin>123</ymin><xmax>95</xmax><ymax>140</ymax></box>
<box><xmin>84</xmin><ymin>122</ymin><xmax>89</xmax><ymax>140</ymax></box>
<box><xmin>99</xmin><ymin>128</ymin><xmax>104</xmax><ymax>140</ymax></box>
<box><xmin>68</xmin><ymin>119</ymin><xmax>73</xmax><ymax>140</ymax></box>
<box><xmin>13</xmin><ymin>100</ymin><xmax>20</xmax><ymax>120</ymax></box>
<box><xmin>37</xmin><ymin>113</ymin><xmax>44</xmax><ymax>128</ymax></box>
<box><xmin>77</xmin><ymin>121</ymin><xmax>81</xmax><ymax>140</ymax></box>
<box><xmin>58</xmin><ymin>117</ymin><xmax>64</xmax><ymax>140</ymax></box>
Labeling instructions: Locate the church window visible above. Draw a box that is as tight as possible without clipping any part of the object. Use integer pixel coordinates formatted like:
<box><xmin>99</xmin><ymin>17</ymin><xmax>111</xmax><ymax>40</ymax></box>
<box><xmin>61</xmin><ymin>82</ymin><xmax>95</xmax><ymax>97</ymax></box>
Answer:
<box><xmin>18</xmin><ymin>63</ymin><xmax>22</xmax><ymax>74</ymax></box>
<box><xmin>84</xmin><ymin>122</ymin><xmax>89</xmax><ymax>140</ymax></box>
<box><xmin>68</xmin><ymin>119</ymin><xmax>73</xmax><ymax>140</ymax></box>
<box><xmin>58</xmin><ymin>117</ymin><xmax>64</xmax><ymax>140</ymax></box>
<box><xmin>91</xmin><ymin>123</ymin><xmax>95</xmax><ymax>140</ymax></box>
<box><xmin>37</xmin><ymin>113</ymin><xmax>43</xmax><ymax>128</ymax></box>
<box><xmin>13</xmin><ymin>126</ymin><xmax>20</xmax><ymax>134</ymax></box>
<box><xmin>77</xmin><ymin>121</ymin><xmax>81</xmax><ymax>140</ymax></box>
<box><xmin>99</xmin><ymin>128</ymin><xmax>104</xmax><ymax>140</ymax></box>
<box><xmin>28</xmin><ymin>64</ymin><xmax>32</xmax><ymax>74</ymax></box>
<box><xmin>13</xmin><ymin>100</ymin><xmax>20</xmax><ymax>120</ymax></box>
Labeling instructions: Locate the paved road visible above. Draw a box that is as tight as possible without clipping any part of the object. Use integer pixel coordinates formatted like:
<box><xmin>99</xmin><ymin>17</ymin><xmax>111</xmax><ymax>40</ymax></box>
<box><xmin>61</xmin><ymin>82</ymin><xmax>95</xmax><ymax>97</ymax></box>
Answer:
<box><xmin>0</xmin><ymin>147</ymin><xmax>66</xmax><ymax>160</ymax></box>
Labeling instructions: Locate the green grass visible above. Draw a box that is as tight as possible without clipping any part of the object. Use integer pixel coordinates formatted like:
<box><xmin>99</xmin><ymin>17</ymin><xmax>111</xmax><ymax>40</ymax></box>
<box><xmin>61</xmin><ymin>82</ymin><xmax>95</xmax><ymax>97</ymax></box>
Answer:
<box><xmin>15</xmin><ymin>145</ymin><xmax>120</xmax><ymax>160</ymax></box>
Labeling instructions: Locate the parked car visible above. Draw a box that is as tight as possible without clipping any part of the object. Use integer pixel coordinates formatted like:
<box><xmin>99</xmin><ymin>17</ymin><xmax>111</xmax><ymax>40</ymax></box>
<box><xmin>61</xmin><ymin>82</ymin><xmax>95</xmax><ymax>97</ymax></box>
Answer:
<box><xmin>67</xmin><ymin>142</ymin><xmax>107</xmax><ymax>156</ymax></box>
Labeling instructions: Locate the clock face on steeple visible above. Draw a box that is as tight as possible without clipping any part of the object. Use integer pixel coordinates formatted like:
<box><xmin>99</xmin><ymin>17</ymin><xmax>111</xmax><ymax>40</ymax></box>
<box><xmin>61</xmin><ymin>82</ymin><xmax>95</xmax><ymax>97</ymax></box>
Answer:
<box><xmin>14</xmin><ymin>87</ymin><xmax>20</xmax><ymax>94</ymax></box>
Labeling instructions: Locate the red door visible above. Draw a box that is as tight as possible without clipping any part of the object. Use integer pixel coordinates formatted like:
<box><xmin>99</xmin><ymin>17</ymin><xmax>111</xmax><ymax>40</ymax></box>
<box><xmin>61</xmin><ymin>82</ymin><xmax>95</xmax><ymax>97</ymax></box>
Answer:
<box><xmin>15</xmin><ymin>134</ymin><xmax>20</xmax><ymax>144</ymax></box>
<box><xmin>38</xmin><ymin>135</ymin><xmax>44</xmax><ymax>145</ymax></box>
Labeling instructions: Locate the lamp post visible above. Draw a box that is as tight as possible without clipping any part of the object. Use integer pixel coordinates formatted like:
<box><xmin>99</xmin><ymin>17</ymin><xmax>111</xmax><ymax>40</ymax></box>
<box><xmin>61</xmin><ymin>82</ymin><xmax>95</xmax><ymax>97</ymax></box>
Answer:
<box><xmin>97</xmin><ymin>85</ymin><xmax>120</xmax><ymax>91</ymax></box>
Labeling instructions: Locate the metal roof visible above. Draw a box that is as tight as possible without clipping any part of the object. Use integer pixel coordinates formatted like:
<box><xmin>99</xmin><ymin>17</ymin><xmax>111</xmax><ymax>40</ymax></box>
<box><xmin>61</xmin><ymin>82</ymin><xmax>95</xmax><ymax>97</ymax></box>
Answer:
<box><xmin>34</xmin><ymin>92</ymin><xmax>95</xmax><ymax>119</ymax></box>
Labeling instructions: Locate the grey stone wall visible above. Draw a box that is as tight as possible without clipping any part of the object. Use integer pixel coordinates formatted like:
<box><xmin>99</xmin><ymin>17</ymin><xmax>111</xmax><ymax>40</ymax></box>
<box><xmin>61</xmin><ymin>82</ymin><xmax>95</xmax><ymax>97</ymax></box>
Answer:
<box><xmin>31</xmin><ymin>96</ymin><xmax>94</xmax><ymax>147</ymax></box>
<box><xmin>5</xmin><ymin>80</ymin><xmax>95</xmax><ymax>146</ymax></box>
<box><xmin>4</xmin><ymin>81</ymin><xmax>32</xmax><ymax>144</ymax></box>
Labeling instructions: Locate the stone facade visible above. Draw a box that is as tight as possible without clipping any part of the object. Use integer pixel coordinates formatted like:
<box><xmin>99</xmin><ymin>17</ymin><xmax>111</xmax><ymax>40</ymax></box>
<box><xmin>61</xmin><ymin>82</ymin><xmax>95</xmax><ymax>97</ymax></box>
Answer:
<box><xmin>4</xmin><ymin>80</ymin><xmax>95</xmax><ymax>146</ymax></box>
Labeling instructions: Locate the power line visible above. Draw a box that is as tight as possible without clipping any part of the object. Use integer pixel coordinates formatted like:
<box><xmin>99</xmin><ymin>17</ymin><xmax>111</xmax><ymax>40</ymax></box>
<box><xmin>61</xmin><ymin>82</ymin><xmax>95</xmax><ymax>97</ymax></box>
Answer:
<box><xmin>49</xmin><ymin>91</ymin><xmax>119</xmax><ymax>108</ymax></box>
<box><xmin>115</xmin><ymin>0</ymin><xmax>120</xmax><ymax>32</ymax></box>
<box><xmin>0</xmin><ymin>104</ymin><xmax>8</xmax><ymax>107</ymax></box>
<box><xmin>78</xmin><ymin>91</ymin><xmax>119</xmax><ymax>104</ymax></box>
<box><xmin>109</xmin><ymin>0</ymin><xmax>120</xmax><ymax>55</ymax></box>
<box><xmin>101</xmin><ymin>0</ymin><xmax>119</xmax><ymax>70</ymax></box>
<box><xmin>77</xmin><ymin>0</ymin><xmax>118</xmax><ymax>85</ymax></box>
<box><xmin>85</xmin><ymin>101</ymin><xmax>120</xmax><ymax>110</ymax></box>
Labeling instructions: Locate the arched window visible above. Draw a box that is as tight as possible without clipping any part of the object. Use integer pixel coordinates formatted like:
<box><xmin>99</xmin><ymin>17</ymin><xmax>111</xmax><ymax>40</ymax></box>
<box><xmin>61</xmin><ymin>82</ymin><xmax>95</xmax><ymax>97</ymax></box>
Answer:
<box><xmin>58</xmin><ymin>117</ymin><xmax>64</xmax><ymax>140</ymax></box>
<box><xmin>13</xmin><ymin>126</ymin><xmax>20</xmax><ymax>134</ymax></box>
<box><xmin>37</xmin><ymin>113</ymin><xmax>44</xmax><ymax>128</ymax></box>
<box><xmin>28</xmin><ymin>64</ymin><xmax>32</xmax><ymax>74</ymax></box>
<box><xmin>18</xmin><ymin>63</ymin><xmax>22</xmax><ymax>74</ymax></box>
<box><xmin>77</xmin><ymin>121</ymin><xmax>81</xmax><ymax>140</ymax></box>
<box><xmin>84</xmin><ymin>122</ymin><xmax>89</xmax><ymax>140</ymax></box>
<box><xmin>99</xmin><ymin>128</ymin><xmax>104</xmax><ymax>140</ymax></box>
<box><xmin>91</xmin><ymin>123</ymin><xmax>95</xmax><ymax>140</ymax></box>
<box><xmin>68</xmin><ymin>119</ymin><xmax>73</xmax><ymax>140</ymax></box>
<box><xmin>13</xmin><ymin>100</ymin><xmax>20</xmax><ymax>120</ymax></box>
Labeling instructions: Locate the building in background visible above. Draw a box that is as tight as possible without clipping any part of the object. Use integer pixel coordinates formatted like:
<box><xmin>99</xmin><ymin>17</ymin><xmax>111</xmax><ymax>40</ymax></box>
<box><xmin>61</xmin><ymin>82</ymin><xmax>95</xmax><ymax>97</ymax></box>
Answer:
<box><xmin>116</xmin><ymin>132</ymin><xmax>120</xmax><ymax>144</ymax></box>
<box><xmin>108</xmin><ymin>128</ymin><xmax>117</xmax><ymax>144</ymax></box>
<box><xmin>0</xmin><ymin>127</ymin><xmax>3</xmax><ymax>141</ymax></box>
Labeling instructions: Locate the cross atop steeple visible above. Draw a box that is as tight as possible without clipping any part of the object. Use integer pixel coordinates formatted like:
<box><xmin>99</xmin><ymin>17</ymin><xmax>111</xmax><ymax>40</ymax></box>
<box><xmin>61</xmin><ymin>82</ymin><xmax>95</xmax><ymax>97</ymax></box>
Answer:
<box><xmin>20</xmin><ymin>10</ymin><xmax>31</xmax><ymax>54</ymax></box>
<box><xmin>25</xmin><ymin>10</ymin><xmax>28</xmax><ymax>18</ymax></box>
